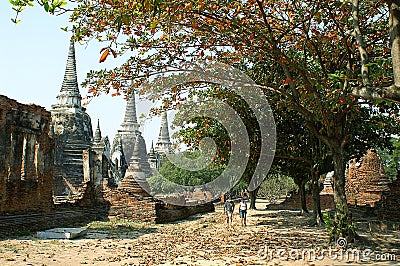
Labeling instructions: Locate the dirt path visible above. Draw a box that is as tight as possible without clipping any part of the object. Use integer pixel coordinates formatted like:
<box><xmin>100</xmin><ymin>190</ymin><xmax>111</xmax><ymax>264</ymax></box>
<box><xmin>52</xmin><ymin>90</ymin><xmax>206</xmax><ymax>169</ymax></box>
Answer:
<box><xmin>0</xmin><ymin>200</ymin><xmax>398</xmax><ymax>265</ymax></box>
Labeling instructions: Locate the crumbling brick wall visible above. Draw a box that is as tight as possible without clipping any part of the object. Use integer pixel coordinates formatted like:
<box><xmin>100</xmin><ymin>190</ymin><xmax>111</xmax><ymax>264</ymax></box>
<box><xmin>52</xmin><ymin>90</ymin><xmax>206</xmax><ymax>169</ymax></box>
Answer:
<box><xmin>0</xmin><ymin>95</ymin><xmax>54</xmax><ymax>214</ymax></box>
<box><xmin>104</xmin><ymin>189</ymin><xmax>158</xmax><ymax>222</ymax></box>
<box><xmin>346</xmin><ymin>149</ymin><xmax>390</xmax><ymax>207</ymax></box>
<box><xmin>378</xmin><ymin>178</ymin><xmax>400</xmax><ymax>222</ymax></box>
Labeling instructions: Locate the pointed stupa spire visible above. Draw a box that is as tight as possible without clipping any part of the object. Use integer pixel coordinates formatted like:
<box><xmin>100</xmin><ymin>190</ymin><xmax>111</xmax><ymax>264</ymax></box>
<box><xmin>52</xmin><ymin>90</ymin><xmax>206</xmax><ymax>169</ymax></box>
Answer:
<box><xmin>61</xmin><ymin>37</ymin><xmax>80</xmax><ymax>96</ymax></box>
<box><xmin>155</xmin><ymin>112</ymin><xmax>172</xmax><ymax>155</ymax></box>
<box><xmin>94</xmin><ymin>119</ymin><xmax>102</xmax><ymax>143</ymax></box>
<box><xmin>55</xmin><ymin>37</ymin><xmax>82</xmax><ymax>107</ymax></box>
<box><xmin>120</xmin><ymin>91</ymin><xmax>139</xmax><ymax>132</ymax></box>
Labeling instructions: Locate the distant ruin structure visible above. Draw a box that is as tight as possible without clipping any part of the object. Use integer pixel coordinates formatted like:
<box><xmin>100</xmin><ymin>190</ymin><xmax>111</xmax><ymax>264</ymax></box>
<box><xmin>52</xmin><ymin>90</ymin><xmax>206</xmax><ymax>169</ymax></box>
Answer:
<box><xmin>147</xmin><ymin>141</ymin><xmax>160</xmax><ymax>169</ymax></box>
<box><xmin>155</xmin><ymin>112</ymin><xmax>172</xmax><ymax>156</ymax></box>
<box><xmin>346</xmin><ymin>149</ymin><xmax>391</xmax><ymax>206</ymax></box>
<box><xmin>146</xmin><ymin>112</ymin><xmax>173</xmax><ymax>170</ymax></box>
<box><xmin>112</xmin><ymin>92</ymin><xmax>140</xmax><ymax>165</ymax></box>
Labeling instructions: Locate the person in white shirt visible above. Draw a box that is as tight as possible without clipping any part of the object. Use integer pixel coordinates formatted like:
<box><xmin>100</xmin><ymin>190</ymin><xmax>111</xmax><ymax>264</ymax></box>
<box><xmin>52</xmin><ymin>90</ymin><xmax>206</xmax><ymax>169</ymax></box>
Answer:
<box><xmin>239</xmin><ymin>198</ymin><xmax>247</xmax><ymax>226</ymax></box>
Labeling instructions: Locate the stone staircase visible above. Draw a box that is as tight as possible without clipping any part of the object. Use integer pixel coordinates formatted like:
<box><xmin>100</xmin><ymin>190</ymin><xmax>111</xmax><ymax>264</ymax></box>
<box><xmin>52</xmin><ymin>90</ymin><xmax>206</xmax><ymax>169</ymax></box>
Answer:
<box><xmin>56</xmin><ymin>140</ymin><xmax>92</xmax><ymax>191</ymax></box>
<box><xmin>53</xmin><ymin>181</ymin><xmax>89</xmax><ymax>205</ymax></box>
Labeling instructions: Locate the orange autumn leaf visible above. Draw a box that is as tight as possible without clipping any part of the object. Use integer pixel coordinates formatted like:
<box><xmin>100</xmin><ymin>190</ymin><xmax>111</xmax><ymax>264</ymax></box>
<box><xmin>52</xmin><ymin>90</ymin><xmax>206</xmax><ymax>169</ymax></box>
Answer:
<box><xmin>99</xmin><ymin>49</ymin><xmax>110</xmax><ymax>63</ymax></box>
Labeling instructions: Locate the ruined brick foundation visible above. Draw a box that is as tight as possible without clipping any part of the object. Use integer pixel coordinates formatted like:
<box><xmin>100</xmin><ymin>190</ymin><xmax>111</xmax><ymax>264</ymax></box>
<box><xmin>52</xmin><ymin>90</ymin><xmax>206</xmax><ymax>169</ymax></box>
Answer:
<box><xmin>101</xmin><ymin>189</ymin><xmax>215</xmax><ymax>224</ymax></box>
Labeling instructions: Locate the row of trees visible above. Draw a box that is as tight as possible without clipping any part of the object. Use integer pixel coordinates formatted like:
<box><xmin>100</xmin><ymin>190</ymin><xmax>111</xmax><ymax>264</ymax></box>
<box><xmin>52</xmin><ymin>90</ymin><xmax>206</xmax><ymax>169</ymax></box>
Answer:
<box><xmin>9</xmin><ymin>0</ymin><xmax>400</xmax><ymax>240</ymax></box>
<box><xmin>147</xmin><ymin>151</ymin><xmax>225</xmax><ymax>194</ymax></box>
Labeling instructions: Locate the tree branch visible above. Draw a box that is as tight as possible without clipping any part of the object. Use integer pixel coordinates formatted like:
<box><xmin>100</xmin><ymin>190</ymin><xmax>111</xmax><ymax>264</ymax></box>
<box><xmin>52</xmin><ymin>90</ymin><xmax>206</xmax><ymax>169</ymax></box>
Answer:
<box><xmin>388</xmin><ymin>1</ymin><xmax>400</xmax><ymax>87</ymax></box>
<box><xmin>352</xmin><ymin>0</ymin><xmax>371</xmax><ymax>86</ymax></box>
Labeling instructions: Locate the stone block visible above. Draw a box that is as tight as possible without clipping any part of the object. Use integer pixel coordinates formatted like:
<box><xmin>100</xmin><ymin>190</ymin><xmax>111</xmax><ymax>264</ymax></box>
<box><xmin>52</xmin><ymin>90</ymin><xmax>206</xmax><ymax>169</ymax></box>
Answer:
<box><xmin>37</xmin><ymin>227</ymin><xmax>87</xmax><ymax>239</ymax></box>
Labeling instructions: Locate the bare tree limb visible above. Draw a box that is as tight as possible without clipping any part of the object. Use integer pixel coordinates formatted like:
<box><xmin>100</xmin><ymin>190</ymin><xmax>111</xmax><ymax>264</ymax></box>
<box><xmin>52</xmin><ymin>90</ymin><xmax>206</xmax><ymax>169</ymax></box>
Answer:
<box><xmin>389</xmin><ymin>0</ymin><xmax>400</xmax><ymax>88</ymax></box>
<box><xmin>352</xmin><ymin>0</ymin><xmax>371</xmax><ymax>86</ymax></box>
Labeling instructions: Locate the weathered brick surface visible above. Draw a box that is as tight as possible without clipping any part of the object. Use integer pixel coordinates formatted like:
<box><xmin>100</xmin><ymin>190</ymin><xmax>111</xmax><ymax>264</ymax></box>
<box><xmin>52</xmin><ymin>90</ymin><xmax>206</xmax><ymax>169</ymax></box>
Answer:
<box><xmin>377</xmin><ymin>178</ymin><xmax>400</xmax><ymax>222</ymax></box>
<box><xmin>346</xmin><ymin>150</ymin><xmax>390</xmax><ymax>207</ymax></box>
<box><xmin>103</xmin><ymin>189</ymin><xmax>158</xmax><ymax>222</ymax></box>
<box><xmin>0</xmin><ymin>208</ymin><xmax>104</xmax><ymax>237</ymax></box>
<box><xmin>0</xmin><ymin>95</ymin><xmax>54</xmax><ymax>214</ymax></box>
<box><xmin>101</xmin><ymin>187</ymin><xmax>215</xmax><ymax>223</ymax></box>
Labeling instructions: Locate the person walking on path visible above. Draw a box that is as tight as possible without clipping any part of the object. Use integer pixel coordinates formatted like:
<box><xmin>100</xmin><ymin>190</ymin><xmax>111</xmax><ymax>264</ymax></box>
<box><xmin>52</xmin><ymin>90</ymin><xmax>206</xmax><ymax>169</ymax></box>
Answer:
<box><xmin>239</xmin><ymin>198</ymin><xmax>247</xmax><ymax>227</ymax></box>
<box><xmin>224</xmin><ymin>199</ymin><xmax>234</xmax><ymax>229</ymax></box>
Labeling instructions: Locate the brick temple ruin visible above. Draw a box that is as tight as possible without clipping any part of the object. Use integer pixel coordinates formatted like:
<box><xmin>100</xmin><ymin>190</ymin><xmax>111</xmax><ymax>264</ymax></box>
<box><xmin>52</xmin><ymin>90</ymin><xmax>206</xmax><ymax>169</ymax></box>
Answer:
<box><xmin>345</xmin><ymin>149</ymin><xmax>391</xmax><ymax>207</ymax></box>
<box><xmin>0</xmin><ymin>39</ymin><xmax>213</xmax><ymax>235</ymax></box>
<box><xmin>268</xmin><ymin>149</ymin><xmax>400</xmax><ymax>221</ymax></box>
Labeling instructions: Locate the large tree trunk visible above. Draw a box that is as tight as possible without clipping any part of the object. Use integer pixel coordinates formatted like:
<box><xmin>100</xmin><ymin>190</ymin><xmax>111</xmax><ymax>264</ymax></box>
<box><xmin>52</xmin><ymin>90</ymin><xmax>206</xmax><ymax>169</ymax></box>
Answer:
<box><xmin>311</xmin><ymin>169</ymin><xmax>324</xmax><ymax>226</ymax></box>
<box><xmin>299</xmin><ymin>179</ymin><xmax>309</xmax><ymax>215</ymax></box>
<box><xmin>249</xmin><ymin>187</ymin><xmax>258</xmax><ymax>209</ymax></box>
<box><xmin>331</xmin><ymin>146</ymin><xmax>354</xmax><ymax>241</ymax></box>
<box><xmin>331</xmin><ymin>149</ymin><xmax>349</xmax><ymax>216</ymax></box>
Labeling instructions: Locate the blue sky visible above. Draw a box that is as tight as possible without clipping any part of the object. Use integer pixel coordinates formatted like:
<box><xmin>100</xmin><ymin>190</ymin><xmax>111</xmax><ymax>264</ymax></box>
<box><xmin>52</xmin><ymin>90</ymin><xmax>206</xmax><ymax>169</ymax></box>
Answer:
<box><xmin>0</xmin><ymin>2</ymin><xmax>163</xmax><ymax>150</ymax></box>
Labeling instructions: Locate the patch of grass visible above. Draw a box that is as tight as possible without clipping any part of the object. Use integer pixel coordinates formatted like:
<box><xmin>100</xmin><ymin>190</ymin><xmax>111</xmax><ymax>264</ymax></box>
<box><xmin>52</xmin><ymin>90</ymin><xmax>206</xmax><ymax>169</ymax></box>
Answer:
<box><xmin>14</xmin><ymin>229</ymin><xmax>31</xmax><ymax>237</ymax></box>
<box><xmin>86</xmin><ymin>219</ymin><xmax>149</xmax><ymax>230</ymax></box>
<box><xmin>85</xmin><ymin>219</ymin><xmax>157</xmax><ymax>237</ymax></box>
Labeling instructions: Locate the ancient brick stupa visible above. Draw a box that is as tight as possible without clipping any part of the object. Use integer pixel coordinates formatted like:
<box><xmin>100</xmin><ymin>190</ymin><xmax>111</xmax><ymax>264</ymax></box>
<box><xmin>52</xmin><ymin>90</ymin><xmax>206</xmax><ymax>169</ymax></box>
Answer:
<box><xmin>91</xmin><ymin>119</ymin><xmax>109</xmax><ymax>156</ymax></box>
<box><xmin>144</xmin><ymin>111</ymin><xmax>173</xmax><ymax>170</ymax></box>
<box><xmin>51</xmin><ymin>38</ymin><xmax>93</xmax><ymax>195</ymax></box>
<box><xmin>114</xmin><ymin>91</ymin><xmax>151</xmax><ymax>197</ymax></box>
<box><xmin>345</xmin><ymin>149</ymin><xmax>391</xmax><ymax>206</ymax></box>
<box><xmin>119</xmin><ymin>132</ymin><xmax>151</xmax><ymax>197</ymax></box>
<box><xmin>147</xmin><ymin>141</ymin><xmax>160</xmax><ymax>169</ymax></box>
<box><xmin>155</xmin><ymin>112</ymin><xmax>172</xmax><ymax>156</ymax></box>
<box><xmin>112</xmin><ymin>91</ymin><xmax>140</xmax><ymax>164</ymax></box>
